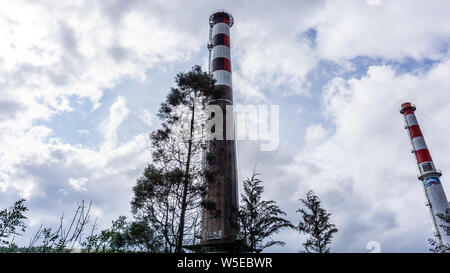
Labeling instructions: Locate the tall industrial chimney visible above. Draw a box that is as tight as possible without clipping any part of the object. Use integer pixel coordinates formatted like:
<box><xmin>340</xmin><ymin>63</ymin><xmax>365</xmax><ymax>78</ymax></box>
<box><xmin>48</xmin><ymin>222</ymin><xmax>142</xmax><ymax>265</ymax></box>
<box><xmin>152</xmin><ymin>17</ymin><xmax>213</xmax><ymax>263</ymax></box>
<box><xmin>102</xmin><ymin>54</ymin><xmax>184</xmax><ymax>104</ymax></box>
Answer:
<box><xmin>200</xmin><ymin>10</ymin><xmax>239</xmax><ymax>252</ymax></box>
<box><xmin>400</xmin><ymin>102</ymin><xmax>450</xmax><ymax>249</ymax></box>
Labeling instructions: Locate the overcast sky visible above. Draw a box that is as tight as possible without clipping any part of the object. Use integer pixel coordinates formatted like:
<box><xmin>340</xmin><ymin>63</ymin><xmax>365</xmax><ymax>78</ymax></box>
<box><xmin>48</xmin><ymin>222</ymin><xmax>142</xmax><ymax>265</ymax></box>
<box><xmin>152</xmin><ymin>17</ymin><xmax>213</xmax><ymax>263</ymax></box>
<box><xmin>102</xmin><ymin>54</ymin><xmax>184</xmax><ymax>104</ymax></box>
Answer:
<box><xmin>1</xmin><ymin>0</ymin><xmax>450</xmax><ymax>252</ymax></box>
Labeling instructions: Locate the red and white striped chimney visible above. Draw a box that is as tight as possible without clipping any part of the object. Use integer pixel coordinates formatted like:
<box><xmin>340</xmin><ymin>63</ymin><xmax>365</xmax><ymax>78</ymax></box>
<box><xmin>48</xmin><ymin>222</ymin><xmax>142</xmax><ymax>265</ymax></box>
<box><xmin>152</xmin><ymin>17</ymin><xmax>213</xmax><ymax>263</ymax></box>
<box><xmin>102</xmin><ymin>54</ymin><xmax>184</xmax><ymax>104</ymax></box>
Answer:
<box><xmin>201</xmin><ymin>11</ymin><xmax>238</xmax><ymax>252</ymax></box>
<box><xmin>401</xmin><ymin>102</ymin><xmax>450</xmax><ymax>249</ymax></box>
<box><xmin>209</xmin><ymin>11</ymin><xmax>233</xmax><ymax>102</ymax></box>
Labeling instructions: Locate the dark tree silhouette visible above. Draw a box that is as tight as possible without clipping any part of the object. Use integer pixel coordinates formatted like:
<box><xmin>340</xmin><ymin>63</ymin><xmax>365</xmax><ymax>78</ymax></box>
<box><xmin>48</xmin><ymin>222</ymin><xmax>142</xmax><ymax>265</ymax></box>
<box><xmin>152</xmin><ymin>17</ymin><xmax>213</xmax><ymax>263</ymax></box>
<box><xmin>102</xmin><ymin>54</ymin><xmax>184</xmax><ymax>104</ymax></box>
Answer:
<box><xmin>83</xmin><ymin>216</ymin><xmax>163</xmax><ymax>253</ymax></box>
<box><xmin>297</xmin><ymin>190</ymin><xmax>338</xmax><ymax>253</ymax></box>
<box><xmin>1</xmin><ymin>200</ymin><xmax>162</xmax><ymax>253</ymax></box>
<box><xmin>131</xmin><ymin>165</ymin><xmax>186</xmax><ymax>252</ymax></box>
<box><xmin>132</xmin><ymin>65</ymin><xmax>217</xmax><ymax>253</ymax></box>
<box><xmin>238</xmin><ymin>172</ymin><xmax>295</xmax><ymax>253</ymax></box>
<box><xmin>0</xmin><ymin>199</ymin><xmax>28</xmax><ymax>248</ymax></box>
<box><xmin>27</xmin><ymin>200</ymin><xmax>93</xmax><ymax>253</ymax></box>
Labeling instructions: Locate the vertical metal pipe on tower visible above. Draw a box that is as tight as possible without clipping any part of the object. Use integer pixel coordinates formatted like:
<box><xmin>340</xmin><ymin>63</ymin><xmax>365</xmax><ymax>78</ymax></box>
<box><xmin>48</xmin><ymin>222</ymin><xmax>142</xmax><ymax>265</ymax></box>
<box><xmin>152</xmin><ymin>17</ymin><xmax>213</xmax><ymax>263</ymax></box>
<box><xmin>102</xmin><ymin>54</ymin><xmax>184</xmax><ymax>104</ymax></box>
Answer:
<box><xmin>201</xmin><ymin>10</ymin><xmax>239</xmax><ymax>252</ymax></box>
<box><xmin>400</xmin><ymin>102</ymin><xmax>450</xmax><ymax>249</ymax></box>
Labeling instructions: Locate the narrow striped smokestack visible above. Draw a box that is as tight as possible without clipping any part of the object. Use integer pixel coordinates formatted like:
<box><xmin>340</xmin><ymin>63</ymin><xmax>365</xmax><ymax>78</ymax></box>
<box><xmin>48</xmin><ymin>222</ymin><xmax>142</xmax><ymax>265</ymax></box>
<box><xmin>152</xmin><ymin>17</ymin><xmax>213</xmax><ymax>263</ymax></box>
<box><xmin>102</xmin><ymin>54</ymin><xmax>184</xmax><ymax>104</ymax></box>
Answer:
<box><xmin>209</xmin><ymin>10</ymin><xmax>233</xmax><ymax>102</ymax></box>
<box><xmin>401</xmin><ymin>102</ymin><xmax>450</xmax><ymax>249</ymax></box>
<box><xmin>201</xmin><ymin>10</ymin><xmax>239</xmax><ymax>252</ymax></box>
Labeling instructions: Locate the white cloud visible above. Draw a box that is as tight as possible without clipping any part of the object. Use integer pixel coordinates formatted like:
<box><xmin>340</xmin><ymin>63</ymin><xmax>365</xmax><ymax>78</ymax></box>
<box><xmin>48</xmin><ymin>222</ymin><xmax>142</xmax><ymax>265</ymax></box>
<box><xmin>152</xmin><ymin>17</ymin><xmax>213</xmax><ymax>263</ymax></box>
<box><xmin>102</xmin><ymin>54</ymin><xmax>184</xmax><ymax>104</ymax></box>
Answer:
<box><xmin>101</xmin><ymin>96</ymin><xmax>130</xmax><ymax>149</ymax></box>
<box><xmin>68</xmin><ymin>177</ymin><xmax>88</xmax><ymax>192</ymax></box>
<box><xmin>230</xmin><ymin>0</ymin><xmax>450</xmax><ymax>99</ymax></box>
<box><xmin>366</xmin><ymin>0</ymin><xmax>381</xmax><ymax>6</ymax></box>
<box><xmin>138</xmin><ymin>109</ymin><xmax>153</xmax><ymax>127</ymax></box>
<box><xmin>233</xmin><ymin>18</ymin><xmax>318</xmax><ymax>96</ymax></box>
<box><xmin>0</xmin><ymin>0</ymin><xmax>198</xmax><ymax>207</ymax></box>
<box><xmin>315</xmin><ymin>0</ymin><xmax>450</xmax><ymax>60</ymax></box>
<box><xmin>304</xmin><ymin>123</ymin><xmax>329</xmax><ymax>143</ymax></box>
<box><xmin>77</xmin><ymin>129</ymin><xmax>91</xmax><ymax>135</ymax></box>
<box><xmin>0</xmin><ymin>0</ymin><xmax>201</xmax><ymax>131</ymax></box>
<box><xmin>232</xmin><ymin>73</ymin><xmax>267</xmax><ymax>102</ymax></box>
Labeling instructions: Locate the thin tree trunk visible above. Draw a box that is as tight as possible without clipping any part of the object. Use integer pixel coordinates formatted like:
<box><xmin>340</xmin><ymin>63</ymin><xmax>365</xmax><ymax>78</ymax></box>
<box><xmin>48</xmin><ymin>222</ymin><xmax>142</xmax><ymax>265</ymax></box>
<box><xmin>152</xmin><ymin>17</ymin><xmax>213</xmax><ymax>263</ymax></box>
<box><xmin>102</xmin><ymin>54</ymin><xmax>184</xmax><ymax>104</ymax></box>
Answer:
<box><xmin>175</xmin><ymin>102</ymin><xmax>195</xmax><ymax>253</ymax></box>
<box><xmin>164</xmin><ymin>190</ymin><xmax>170</xmax><ymax>252</ymax></box>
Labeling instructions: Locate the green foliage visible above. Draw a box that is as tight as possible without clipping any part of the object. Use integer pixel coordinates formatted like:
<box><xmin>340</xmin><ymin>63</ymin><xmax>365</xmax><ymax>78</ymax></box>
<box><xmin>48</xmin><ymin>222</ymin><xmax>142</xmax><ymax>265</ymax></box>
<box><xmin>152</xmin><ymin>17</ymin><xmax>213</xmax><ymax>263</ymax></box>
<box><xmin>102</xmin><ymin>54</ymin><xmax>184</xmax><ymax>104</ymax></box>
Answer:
<box><xmin>131</xmin><ymin>164</ymin><xmax>185</xmax><ymax>252</ymax></box>
<box><xmin>0</xmin><ymin>199</ymin><xmax>28</xmax><ymax>246</ymax></box>
<box><xmin>297</xmin><ymin>190</ymin><xmax>338</xmax><ymax>253</ymax></box>
<box><xmin>82</xmin><ymin>216</ymin><xmax>162</xmax><ymax>253</ymax></box>
<box><xmin>127</xmin><ymin>219</ymin><xmax>164</xmax><ymax>252</ymax></box>
<box><xmin>0</xmin><ymin>198</ymin><xmax>164</xmax><ymax>253</ymax></box>
<box><xmin>133</xmin><ymin>65</ymin><xmax>218</xmax><ymax>253</ymax></box>
<box><xmin>156</xmin><ymin>65</ymin><xmax>215</xmax><ymax>126</ymax></box>
<box><xmin>238</xmin><ymin>172</ymin><xmax>295</xmax><ymax>253</ymax></box>
<box><xmin>25</xmin><ymin>201</ymin><xmax>92</xmax><ymax>253</ymax></box>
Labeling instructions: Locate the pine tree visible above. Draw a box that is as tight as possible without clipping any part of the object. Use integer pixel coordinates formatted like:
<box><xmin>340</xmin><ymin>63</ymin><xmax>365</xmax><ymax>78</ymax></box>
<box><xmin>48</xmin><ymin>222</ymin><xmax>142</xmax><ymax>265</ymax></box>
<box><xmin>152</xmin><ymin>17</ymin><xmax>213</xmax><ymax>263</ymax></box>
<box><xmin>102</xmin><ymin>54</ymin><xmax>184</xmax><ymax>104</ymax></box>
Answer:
<box><xmin>297</xmin><ymin>190</ymin><xmax>338</xmax><ymax>253</ymax></box>
<box><xmin>238</xmin><ymin>172</ymin><xmax>295</xmax><ymax>253</ymax></box>
<box><xmin>131</xmin><ymin>65</ymin><xmax>217</xmax><ymax>253</ymax></box>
